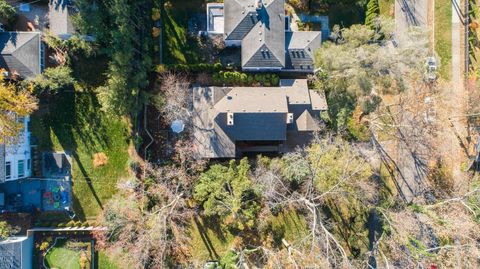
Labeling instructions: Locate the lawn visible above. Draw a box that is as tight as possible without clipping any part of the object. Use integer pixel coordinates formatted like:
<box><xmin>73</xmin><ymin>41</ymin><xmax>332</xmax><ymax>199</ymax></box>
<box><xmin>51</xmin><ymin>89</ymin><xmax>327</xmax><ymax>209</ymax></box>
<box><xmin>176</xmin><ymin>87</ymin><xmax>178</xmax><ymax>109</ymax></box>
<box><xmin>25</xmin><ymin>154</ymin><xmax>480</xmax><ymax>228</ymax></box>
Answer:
<box><xmin>98</xmin><ymin>251</ymin><xmax>119</xmax><ymax>269</ymax></box>
<box><xmin>44</xmin><ymin>239</ymin><xmax>87</xmax><ymax>269</ymax></box>
<box><xmin>435</xmin><ymin>0</ymin><xmax>452</xmax><ymax>79</ymax></box>
<box><xmin>160</xmin><ymin>0</ymin><xmax>207</xmax><ymax>64</ymax></box>
<box><xmin>188</xmin><ymin>209</ymin><xmax>308</xmax><ymax>263</ymax></box>
<box><xmin>30</xmin><ymin>90</ymin><xmax>130</xmax><ymax>220</ymax></box>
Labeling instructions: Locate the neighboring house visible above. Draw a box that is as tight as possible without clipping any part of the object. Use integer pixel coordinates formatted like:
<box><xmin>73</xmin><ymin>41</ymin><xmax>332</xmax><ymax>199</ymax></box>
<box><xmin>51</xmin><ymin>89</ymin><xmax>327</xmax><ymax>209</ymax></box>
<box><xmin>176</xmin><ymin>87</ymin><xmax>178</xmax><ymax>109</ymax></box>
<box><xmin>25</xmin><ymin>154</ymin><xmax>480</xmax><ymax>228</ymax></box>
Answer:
<box><xmin>0</xmin><ymin>234</ymin><xmax>34</xmax><ymax>269</ymax></box>
<box><xmin>48</xmin><ymin>0</ymin><xmax>76</xmax><ymax>40</ymax></box>
<box><xmin>192</xmin><ymin>79</ymin><xmax>327</xmax><ymax>158</ymax></box>
<box><xmin>206</xmin><ymin>3</ymin><xmax>224</xmax><ymax>34</ymax></box>
<box><xmin>208</xmin><ymin>0</ymin><xmax>321</xmax><ymax>72</ymax></box>
<box><xmin>0</xmin><ymin>32</ymin><xmax>43</xmax><ymax>79</ymax></box>
<box><xmin>0</xmin><ymin>116</ymin><xmax>32</xmax><ymax>183</ymax></box>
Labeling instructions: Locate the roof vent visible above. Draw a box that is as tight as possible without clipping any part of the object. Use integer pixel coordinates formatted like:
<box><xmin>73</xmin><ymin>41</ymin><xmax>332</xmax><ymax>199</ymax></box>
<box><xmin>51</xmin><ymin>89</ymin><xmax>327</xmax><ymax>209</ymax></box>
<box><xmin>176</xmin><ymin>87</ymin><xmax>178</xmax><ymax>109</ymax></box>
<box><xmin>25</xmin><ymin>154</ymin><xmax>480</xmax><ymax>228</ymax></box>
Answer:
<box><xmin>287</xmin><ymin>113</ymin><xmax>294</xmax><ymax>124</ymax></box>
<box><xmin>227</xmin><ymin>112</ymin><xmax>234</xmax><ymax>126</ymax></box>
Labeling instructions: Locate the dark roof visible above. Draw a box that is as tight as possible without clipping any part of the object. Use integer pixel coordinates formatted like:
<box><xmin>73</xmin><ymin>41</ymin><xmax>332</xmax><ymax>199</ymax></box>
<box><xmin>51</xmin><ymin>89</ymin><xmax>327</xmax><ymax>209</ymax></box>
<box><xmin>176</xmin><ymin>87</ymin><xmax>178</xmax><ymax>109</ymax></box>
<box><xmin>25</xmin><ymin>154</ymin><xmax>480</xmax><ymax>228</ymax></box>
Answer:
<box><xmin>49</xmin><ymin>0</ymin><xmax>76</xmax><ymax>39</ymax></box>
<box><xmin>217</xmin><ymin>112</ymin><xmax>287</xmax><ymax>141</ymax></box>
<box><xmin>241</xmin><ymin>0</ymin><xmax>285</xmax><ymax>68</ymax></box>
<box><xmin>0</xmin><ymin>239</ymin><xmax>22</xmax><ymax>269</ymax></box>
<box><xmin>0</xmin><ymin>32</ymin><xmax>41</xmax><ymax>78</ymax></box>
<box><xmin>285</xmin><ymin>31</ymin><xmax>322</xmax><ymax>70</ymax></box>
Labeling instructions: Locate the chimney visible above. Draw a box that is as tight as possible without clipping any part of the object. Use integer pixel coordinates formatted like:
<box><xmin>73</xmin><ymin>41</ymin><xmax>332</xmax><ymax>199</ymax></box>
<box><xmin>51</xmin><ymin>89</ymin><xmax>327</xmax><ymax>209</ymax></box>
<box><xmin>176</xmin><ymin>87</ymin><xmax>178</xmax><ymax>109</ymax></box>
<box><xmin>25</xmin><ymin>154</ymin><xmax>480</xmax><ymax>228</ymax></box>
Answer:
<box><xmin>287</xmin><ymin>113</ymin><xmax>294</xmax><ymax>124</ymax></box>
<box><xmin>227</xmin><ymin>112</ymin><xmax>234</xmax><ymax>126</ymax></box>
<box><xmin>256</xmin><ymin>0</ymin><xmax>263</xmax><ymax>9</ymax></box>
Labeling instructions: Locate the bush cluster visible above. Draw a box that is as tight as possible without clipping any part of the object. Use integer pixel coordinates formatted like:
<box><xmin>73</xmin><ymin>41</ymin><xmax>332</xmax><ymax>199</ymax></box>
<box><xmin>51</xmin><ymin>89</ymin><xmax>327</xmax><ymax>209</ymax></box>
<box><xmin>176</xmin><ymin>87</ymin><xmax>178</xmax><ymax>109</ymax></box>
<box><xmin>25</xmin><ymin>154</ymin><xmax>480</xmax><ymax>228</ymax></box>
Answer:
<box><xmin>212</xmin><ymin>71</ymin><xmax>280</xmax><ymax>87</ymax></box>
<box><xmin>158</xmin><ymin>63</ymin><xmax>223</xmax><ymax>74</ymax></box>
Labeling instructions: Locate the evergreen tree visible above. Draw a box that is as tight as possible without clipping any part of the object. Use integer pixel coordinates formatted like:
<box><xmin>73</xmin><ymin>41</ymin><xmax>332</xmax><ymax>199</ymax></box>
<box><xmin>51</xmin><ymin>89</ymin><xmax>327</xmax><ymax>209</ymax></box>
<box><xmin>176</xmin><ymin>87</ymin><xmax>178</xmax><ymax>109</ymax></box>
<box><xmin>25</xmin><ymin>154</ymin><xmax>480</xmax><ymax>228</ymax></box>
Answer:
<box><xmin>365</xmin><ymin>0</ymin><xmax>380</xmax><ymax>28</ymax></box>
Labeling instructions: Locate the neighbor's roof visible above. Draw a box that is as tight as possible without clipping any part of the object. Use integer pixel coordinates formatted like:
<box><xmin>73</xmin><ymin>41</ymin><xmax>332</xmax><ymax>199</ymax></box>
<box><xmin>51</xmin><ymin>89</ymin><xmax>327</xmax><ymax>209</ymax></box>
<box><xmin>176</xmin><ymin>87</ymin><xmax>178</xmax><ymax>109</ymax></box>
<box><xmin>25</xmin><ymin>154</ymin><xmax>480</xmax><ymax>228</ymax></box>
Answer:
<box><xmin>214</xmin><ymin>86</ymin><xmax>288</xmax><ymax>113</ymax></box>
<box><xmin>224</xmin><ymin>0</ymin><xmax>259</xmax><ymax>41</ymax></box>
<box><xmin>0</xmin><ymin>238</ymin><xmax>25</xmax><ymax>269</ymax></box>
<box><xmin>49</xmin><ymin>0</ymin><xmax>75</xmax><ymax>39</ymax></box>
<box><xmin>285</xmin><ymin>31</ymin><xmax>321</xmax><ymax>70</ymax></box>
<box><xmin>241</xmin><ymin>0</ymin><xmax>285</xmax><ymax>68</ymax></box>
<box><xmin>0</xmin><ymin>32</ymin><xmax>41</xmax><ymax>78</ymax></box>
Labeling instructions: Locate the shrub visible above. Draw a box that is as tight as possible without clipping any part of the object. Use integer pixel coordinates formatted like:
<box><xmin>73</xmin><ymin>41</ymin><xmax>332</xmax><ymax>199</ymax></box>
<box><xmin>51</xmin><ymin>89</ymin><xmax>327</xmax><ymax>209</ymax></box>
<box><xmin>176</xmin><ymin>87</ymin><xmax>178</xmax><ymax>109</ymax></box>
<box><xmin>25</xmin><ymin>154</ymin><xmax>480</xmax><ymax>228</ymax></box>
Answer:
<box><xmin>67</xmin><ymin>220</ymin><xmax>76</xmax><ymax>228</ymax></box>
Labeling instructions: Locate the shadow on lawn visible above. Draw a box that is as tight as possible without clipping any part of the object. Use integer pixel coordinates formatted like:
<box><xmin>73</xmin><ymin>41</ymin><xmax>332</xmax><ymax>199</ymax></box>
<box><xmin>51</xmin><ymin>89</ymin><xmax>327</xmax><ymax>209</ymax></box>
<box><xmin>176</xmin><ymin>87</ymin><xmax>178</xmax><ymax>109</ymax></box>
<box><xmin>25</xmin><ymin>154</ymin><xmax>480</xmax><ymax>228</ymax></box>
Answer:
<box><xmin>34</xmin><ymin>90</ymin><xmax>111</xmax><ymax>221</ymax></box>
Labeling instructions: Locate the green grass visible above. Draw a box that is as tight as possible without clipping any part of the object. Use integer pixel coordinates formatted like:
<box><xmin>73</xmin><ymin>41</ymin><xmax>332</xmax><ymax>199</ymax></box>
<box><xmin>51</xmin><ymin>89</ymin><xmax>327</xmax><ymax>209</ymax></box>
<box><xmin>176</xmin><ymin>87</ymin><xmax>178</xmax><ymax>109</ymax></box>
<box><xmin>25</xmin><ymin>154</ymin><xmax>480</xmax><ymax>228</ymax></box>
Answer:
<box><xmin>379</xmin><ymin>0</ymin><xmax>394</xmax><ymax>17</ymax></box>
<box><xmin>435</xmin><ymin>0</ymin><xmax>452</xmax><ymax>79</ymax></box>
<box><xmin>45</xmin><ymin>240</ymin><xmax>82</xmax><ymax>269</ymax></box>
<box><xmin>188</xmin><ymin>216</ymin><xmax>236</xmax><ymax>262</ymax></box>
<box><xmin>30</xmin><ymin>90</ymin><xmax>130</xmax><ymax>219</ymax></box>
<box><xmin>98</xmin><ymin>251</ymin><xmax>118</xmax><ymax>269</ymax></box>
<box><xmin>161</xmin><ymin>0</ymin><xmax>207</xmax><ymax>64</ymax></box>
<box><xmin>188</xmin><ymin>209</ymin><xmax>308</xmax><ymax>262</ymax></box>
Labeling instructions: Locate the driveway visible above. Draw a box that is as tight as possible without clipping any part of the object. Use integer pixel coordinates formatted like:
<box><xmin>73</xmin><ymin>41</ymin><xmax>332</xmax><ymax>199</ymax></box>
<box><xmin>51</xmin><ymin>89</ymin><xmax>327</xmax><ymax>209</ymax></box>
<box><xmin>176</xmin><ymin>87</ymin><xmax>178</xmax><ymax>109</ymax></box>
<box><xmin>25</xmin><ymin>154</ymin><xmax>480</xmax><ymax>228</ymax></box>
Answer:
<box><xmin>395</xmin><ymin>0</ymin><xmax>428</xmax><ymax>40</ymax></box>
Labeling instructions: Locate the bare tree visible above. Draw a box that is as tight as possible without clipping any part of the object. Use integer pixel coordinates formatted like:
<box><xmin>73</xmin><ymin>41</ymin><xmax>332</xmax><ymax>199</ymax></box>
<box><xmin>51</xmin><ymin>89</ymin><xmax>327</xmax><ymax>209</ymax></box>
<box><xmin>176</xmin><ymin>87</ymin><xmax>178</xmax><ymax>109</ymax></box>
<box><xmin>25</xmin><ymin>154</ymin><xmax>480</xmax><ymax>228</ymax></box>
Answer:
<box><xmin>154</xmin><ymin>72</ymin><xmax>191</xmax><ymax>125</ymax></box>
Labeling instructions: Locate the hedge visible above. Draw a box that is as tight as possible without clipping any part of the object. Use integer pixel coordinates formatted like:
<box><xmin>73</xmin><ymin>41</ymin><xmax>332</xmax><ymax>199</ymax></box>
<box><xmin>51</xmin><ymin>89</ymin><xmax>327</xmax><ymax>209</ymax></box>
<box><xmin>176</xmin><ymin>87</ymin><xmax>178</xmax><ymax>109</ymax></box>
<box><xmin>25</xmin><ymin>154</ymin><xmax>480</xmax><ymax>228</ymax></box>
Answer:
<box><xmin>157</xmin><ymin>63</ymin><xmax>223</xmax><ymax>74</ymax></box>
<box><xmin>212</xmin><ymin>71</ymin><xmax>280</xmax><ymax>87</ymax></box>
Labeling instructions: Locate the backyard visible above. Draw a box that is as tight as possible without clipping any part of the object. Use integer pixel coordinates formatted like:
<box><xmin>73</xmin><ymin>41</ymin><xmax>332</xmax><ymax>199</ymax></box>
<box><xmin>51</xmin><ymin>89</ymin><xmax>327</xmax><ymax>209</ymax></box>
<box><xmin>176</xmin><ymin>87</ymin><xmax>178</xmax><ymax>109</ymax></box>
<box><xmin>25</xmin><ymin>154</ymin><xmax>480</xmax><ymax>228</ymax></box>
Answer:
<box><xmin>30</xmin><ymin>90</ymin><xmax>130</xmax><ymax>220</ymax></box>
<box><xmin>44</xmin><ymin>239</ymin><xmax>91</xmax><ymax>269</ymax></box>
<box><xmin>188</xmin><ymin>209</ymin><xmax>308</xmax><ymax>264</ymax></box>
<box><xmin>160</xmin><ymin>0</ymin><xmax>210</xmax><ymax>64</ymax></box>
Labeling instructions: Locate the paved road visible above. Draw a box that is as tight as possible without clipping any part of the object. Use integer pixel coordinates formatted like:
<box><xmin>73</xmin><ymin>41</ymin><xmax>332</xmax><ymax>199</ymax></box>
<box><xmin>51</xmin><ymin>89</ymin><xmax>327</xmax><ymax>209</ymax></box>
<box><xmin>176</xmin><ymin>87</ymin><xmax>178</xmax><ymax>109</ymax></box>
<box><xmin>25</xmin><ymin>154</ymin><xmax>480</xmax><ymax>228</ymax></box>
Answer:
<box><xmin>395</xmin><ymin>0</ymin><xmax>428</xmax><ymax>40</ymax></box>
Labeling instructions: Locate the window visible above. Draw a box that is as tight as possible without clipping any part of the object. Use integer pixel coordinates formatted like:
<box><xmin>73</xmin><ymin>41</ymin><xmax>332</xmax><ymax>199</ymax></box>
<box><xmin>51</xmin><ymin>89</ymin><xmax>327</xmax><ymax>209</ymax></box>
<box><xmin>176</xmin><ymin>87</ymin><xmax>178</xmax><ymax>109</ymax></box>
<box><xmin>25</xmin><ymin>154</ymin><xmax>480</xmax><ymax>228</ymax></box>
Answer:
<box><xmin>27</xmin><ymin>159</ymin><xmax>31</xmax><ymax>170</ymax></box>
<box><xmin>18</xmin><ymin>160</ymin><xmax>24</xmax><ymax>178</ymax></box>
<box><xmin>5</xmin><ymin>162</ymin><xmax>11</xmax><ymax>179</ymax></box>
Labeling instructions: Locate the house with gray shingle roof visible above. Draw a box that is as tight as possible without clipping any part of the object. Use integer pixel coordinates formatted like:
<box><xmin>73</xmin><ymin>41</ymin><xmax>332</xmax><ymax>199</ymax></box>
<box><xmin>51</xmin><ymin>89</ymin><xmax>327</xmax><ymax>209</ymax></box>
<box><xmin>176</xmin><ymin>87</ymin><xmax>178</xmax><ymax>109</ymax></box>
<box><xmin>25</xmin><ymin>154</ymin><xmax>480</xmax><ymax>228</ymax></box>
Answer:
<box><xmin>211</xmin><ymin>0</ymin><xmax>321</xmax><ymax>72</ymax></box>
<box><xmin>192</xmin><ymin>79</ymin><xmax>327</xmax><ymax>158</ymax></box>
<box><xmin>0</xmin><ymin>31</ymin><xmax>42</xmax><ymax>79</ymax></box>
<box><xmin>0</xmin><ymin>235</ymin><xmax>33</xmax><ymax>269</ymax></box>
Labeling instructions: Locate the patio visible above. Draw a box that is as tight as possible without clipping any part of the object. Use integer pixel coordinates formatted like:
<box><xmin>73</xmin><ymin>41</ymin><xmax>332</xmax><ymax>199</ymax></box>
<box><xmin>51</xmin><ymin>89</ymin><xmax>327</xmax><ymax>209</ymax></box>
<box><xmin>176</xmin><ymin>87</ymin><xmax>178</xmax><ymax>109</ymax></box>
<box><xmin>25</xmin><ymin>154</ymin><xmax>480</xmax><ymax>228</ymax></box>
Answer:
<box><xmin>0</xmin><ymin>178</ymin><xmax>72</xmax><ymax>213</ymax></box>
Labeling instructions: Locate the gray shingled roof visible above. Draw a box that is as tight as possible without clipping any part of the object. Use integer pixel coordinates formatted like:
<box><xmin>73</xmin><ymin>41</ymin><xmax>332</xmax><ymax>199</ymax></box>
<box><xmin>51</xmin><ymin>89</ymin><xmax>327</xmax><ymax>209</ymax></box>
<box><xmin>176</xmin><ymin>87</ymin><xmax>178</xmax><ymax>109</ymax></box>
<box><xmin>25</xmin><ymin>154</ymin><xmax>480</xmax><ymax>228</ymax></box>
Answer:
<box><xmin>296</xmin><ymin>110</ymin><xmax>320</xmax><ymax>131</ymax></box>
<box><xmin>285</xmin><ymin>31</ymin><xmax>321</xmax><ymax>70</ymax></box>
<box><xmin>241</xmin><ymin>0</ymin><xmax>285</xmax><ymax>68</ymax></box>
<box><xmin>214</xmin><ymin>86</ymin><xmax>288</xmax><ymax>113</ymax></box>
<box><xmin>49</xmin><ymin>0</ymin><xmax>75</xmax><ymax>39</ymax></box>
<box><xmin>192</xmin><ymin>80</ymin><xmax>328</xmax><ymax>158</ymax></box>
<box><xmin>0</xmin><ymin>240</ymin><xmax>22</xmax><ymax>269</ymax></box>
<box><xmin>0</xmin><ymin>32</ymin><xmax>41</xmax><ymax>78</ymax></box>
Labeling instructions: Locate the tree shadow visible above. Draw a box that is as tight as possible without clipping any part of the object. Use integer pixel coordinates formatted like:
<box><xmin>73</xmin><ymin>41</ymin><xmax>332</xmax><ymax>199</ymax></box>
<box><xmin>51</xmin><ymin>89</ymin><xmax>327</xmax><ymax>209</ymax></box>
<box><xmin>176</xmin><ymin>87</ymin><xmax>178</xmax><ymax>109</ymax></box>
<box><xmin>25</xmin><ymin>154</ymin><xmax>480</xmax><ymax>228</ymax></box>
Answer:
<box><xmin>33</xmin><ymin>90</ymin><xmax>111</xmax><ymax>220</ymax></box>
<box><xmin>192</xmin><ymin>216</ymin><xmax>220</xmax><ymax>260</ymax></box>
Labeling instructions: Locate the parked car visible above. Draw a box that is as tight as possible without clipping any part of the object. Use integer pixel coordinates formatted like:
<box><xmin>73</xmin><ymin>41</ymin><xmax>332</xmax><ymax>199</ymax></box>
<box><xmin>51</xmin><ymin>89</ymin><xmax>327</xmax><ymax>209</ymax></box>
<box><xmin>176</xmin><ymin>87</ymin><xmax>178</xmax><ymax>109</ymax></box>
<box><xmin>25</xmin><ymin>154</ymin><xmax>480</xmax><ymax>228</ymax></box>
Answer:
<box><xmin>425</xmin><ymin>56</ymin><xmax>438</xmax><ymax>83</ymax></box>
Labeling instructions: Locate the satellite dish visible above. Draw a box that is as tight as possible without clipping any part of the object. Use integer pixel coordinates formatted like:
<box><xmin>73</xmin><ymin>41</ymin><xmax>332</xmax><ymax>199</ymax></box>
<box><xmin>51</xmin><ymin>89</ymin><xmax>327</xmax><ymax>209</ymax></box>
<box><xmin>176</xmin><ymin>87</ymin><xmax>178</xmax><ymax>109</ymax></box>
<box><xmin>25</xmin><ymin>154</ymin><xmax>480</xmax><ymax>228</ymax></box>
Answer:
<box><xmin>171</xmin><ymin>120</ymin><xmax>185</xmax><ymax>134</ymax></box>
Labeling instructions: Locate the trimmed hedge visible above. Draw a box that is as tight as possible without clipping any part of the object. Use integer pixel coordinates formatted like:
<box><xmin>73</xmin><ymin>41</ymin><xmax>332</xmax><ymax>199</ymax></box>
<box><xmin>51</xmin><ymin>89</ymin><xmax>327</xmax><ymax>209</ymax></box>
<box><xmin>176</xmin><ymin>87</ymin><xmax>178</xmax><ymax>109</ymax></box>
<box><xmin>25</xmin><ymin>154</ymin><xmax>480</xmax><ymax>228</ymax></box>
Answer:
<box><xmin>212</xmin><ymin>71</ymin><xmax>280</xmax><ymax>87</ymax></box>
<box><xmin>157</xmin><ymin>63</ymin><xmax>223</xmax><ymax>74</ymax></box>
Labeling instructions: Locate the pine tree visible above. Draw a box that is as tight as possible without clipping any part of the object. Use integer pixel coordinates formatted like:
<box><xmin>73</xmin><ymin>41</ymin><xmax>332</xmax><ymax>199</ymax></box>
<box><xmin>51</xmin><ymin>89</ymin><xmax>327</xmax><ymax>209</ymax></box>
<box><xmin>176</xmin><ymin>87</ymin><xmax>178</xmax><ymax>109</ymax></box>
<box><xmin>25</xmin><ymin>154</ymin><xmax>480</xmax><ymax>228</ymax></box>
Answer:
<box><xmin>365</xmin><ymin>0</ymin><xmax>380</xmax><ymax>28</ymax></box>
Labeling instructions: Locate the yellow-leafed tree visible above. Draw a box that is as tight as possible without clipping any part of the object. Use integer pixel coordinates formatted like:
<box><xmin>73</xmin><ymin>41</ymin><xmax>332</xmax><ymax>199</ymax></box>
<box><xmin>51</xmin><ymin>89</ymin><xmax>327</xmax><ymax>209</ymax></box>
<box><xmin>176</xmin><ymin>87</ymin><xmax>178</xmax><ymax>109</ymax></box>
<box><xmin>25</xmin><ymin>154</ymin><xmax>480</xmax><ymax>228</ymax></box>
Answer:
<box><xmin>0</xmin><ymin>72</ymin><xmax>38</xmax><ymax>143</ymax></box>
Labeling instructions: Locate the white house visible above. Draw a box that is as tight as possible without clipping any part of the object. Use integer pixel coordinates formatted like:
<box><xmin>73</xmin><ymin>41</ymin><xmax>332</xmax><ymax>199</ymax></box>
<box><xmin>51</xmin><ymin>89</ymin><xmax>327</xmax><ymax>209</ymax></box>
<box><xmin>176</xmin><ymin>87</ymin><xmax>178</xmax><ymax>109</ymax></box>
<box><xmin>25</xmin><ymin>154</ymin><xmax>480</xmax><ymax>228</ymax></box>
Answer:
<box><xmin>0</xmin><ymin>115</ymin><xmax>32</xmax><ymax>183</ymax></box>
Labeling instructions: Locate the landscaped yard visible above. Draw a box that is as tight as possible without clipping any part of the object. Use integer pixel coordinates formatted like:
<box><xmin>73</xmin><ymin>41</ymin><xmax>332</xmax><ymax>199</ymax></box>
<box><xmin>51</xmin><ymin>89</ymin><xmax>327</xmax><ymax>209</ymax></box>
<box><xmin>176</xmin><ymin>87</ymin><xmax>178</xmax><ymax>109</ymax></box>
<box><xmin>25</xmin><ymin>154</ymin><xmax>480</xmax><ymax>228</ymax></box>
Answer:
<box><xmin>188</xmin><ymin>209</ymin><xmax>308</xmax><ymax>263</ymax></box>
<box><xmin>160</xmin><ymin>0</ymin><xmax>208</xmax><ymax>64</ymax></box>
<box><xmin>44</xmin><ymin>239</ymin><xmax>90</xmax><ymax>269</ymax></box>
<box><xmin>30</xmin><ymin>90</ymin><xmax>130</xmax><ymax>220</ymax></box>
<box><xmin>435</xmin><ymin>0</ymin><xmax>452</xmax><ymax>79</ymax></box>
